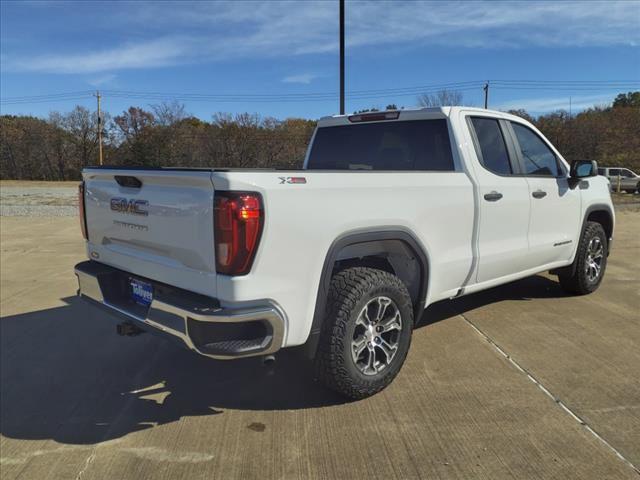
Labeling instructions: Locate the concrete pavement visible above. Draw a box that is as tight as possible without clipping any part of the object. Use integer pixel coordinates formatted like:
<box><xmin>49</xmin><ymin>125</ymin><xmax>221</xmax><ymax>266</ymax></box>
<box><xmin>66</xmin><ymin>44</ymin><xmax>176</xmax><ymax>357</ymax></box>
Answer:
<box><xmin>1</xmin><ymin>212</ymin><xmax>638</xmax><ymax>479</ymax></box>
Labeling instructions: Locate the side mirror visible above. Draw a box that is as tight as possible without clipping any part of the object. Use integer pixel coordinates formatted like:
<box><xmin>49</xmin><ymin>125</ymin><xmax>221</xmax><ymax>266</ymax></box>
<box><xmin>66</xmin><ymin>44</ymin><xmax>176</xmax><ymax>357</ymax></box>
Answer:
<box><xmin>570</xmin><ymin>160</ymin><xmax>598</xmax><ymax>179</ymax></box>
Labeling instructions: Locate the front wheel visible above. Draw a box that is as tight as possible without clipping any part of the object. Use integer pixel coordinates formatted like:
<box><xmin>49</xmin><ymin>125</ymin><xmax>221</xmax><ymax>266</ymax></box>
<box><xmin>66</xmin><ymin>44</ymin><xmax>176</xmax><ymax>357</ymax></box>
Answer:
<box><xmin>314</xmin><ymin>267</ymin><xmax>414</xmax><ymax>399</ymax></box>
<box><xmin>558</xmin><ymin>221</ymin><xmax>608</xmax><ymax>295</ymax></box>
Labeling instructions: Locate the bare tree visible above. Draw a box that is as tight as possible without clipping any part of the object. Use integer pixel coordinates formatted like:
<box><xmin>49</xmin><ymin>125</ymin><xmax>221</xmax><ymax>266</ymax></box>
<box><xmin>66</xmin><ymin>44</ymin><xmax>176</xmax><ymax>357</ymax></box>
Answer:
<box><xmin>506</xmin><ymin>109</ymin><xmax>535</xmax><ymax>123</ymax></box>
<box><xmin>2</xmin><ymin>92</ymin><xmax>637</xmax><ymax>180</ymax></box>
<box><xmin>151</xmin><ymin>100</ymin><xmax>187</xmax><ymax>126</ymax></box>
<box><xmin>114</xmin><ymin>107</ymin><xmax>155</xmax><ymax>139</ymax></box>
<box><xmin>55</xmin><ymin>106</ymin><xmax>104</xmax><ymax>170</ymax></box>
<box><xmin>113</xmin><ymin>107</ymin><xmax>156</xmax><ymax>166</ymax></box>
<box><xmin>418</xmin><ymin>89</ymin><xmax>464</xmax><ymax>107</ymax></box>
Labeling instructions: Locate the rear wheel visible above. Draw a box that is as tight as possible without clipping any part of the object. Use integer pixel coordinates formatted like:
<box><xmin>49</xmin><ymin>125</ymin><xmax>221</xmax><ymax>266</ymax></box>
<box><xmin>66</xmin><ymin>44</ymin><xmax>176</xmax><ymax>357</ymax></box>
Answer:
<box><xmin>624</xmin><ymin>182</ymin><xmax>640</xmax><ymax>194</ymax></box>
<box><xmin>558</xmin><ymin>221</ymin><xmax>607</xmax><ymax>295</ymax></box>
<box><xmin>314</xmin><ymin>267</ymin><xmax>413</xmax><ymax>399</ymax></box>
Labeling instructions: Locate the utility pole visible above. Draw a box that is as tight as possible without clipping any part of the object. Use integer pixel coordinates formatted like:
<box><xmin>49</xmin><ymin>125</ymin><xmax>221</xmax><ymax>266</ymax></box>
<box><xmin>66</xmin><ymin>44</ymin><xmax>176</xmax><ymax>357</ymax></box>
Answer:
<box><xmin>569</xmin><ymin>96</ymin><xmax>572</xmax><ymax>119</ymax></box>
<box><xmin>339</xmin><ymin>0</ymin><xmax>345</xmax><ymax>115</ymax></box>
<box><xmin>483</xmin><ymin>81</ymin><xmax>489</xmax><ymax>109</ymax></box>
<box><xmin>94</xmin><ymin>91</ymin><xmax>104</xmax><ymax>166</ymax></box>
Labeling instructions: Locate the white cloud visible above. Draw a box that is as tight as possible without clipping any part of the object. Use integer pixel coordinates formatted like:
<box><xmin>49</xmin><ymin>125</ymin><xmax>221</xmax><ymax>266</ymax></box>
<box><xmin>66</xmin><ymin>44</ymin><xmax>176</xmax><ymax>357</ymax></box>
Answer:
<box><xmin>4</xmin><ymin>36</ymin><xmax>195</xmax><ymax>73</ymax></box>
<box><xmin>497</xmin><ymin>93</ymin><xmax>615</xmax><ymax>113</ymax></box>
<box><xmin>282</xmin><ymin>73</ymin><xmax>317</xmax><ymax>84</ymax></box>
<box><xmin>87</xmin><ymin>73</ymin><xmax>117</xmax><ymax>87</ymax></box>
<box><xmin>3</xmin><ymin>1</ymin><xmax>639</xmax><ymax>74</ymax></box>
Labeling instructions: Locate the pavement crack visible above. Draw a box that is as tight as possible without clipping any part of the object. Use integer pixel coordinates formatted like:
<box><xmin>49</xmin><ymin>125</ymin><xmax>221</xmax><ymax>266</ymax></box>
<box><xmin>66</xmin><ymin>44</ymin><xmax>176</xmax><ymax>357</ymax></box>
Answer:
<box><xmin>74</xmin><ymin>448</ymin><xmax>97</xmax><ymax>480</ymax></box>
<box><xmin>459</xmin><ymin>312</ymin><xmax>640</xmax><ymax>476</ymax></box>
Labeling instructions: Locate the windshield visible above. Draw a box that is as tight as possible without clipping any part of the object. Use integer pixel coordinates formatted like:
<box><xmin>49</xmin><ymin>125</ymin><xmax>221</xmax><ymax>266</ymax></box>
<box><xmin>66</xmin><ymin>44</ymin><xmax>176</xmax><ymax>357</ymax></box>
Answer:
<box><xmin>307</xmin><ymin>119</ymin><xmax>454</xmax><ymax>171</ymax></box>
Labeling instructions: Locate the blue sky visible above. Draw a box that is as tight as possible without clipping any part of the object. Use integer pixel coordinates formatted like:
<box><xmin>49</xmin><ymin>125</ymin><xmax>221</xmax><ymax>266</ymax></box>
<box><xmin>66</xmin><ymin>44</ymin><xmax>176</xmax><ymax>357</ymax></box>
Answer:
<box><xmin>1</xmin><ymin>0</ymin><xmax>639</xmax><ymax>120</ymax></box>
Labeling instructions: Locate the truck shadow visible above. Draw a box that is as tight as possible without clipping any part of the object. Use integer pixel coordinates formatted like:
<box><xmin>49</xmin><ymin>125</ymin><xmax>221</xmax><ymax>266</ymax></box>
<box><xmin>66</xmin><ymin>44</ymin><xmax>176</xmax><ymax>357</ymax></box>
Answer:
<box><xmin>417</xmin><ymin>273</ymin><xmax>570</xmax><ymax>327</ymax></box>
<box><xmin>0</xmin><ymin>274</ymin><xmax>567</xmax><ymax>445</ymax></box>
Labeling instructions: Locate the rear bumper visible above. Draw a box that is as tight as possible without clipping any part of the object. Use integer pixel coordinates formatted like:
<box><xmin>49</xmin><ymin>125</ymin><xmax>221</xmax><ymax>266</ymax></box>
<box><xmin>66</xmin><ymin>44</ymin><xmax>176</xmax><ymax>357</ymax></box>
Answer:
<box><xmin>74</xmin><ymin>261</ymin><xmax>285</xmax><ymax>359</ymax></box>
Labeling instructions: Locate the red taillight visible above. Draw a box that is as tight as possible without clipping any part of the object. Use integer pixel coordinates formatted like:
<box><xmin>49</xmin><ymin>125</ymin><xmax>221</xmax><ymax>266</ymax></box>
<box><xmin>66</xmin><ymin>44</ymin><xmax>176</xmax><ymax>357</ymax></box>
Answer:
<box><xmin>214</xmin><ymin>192</ymin><xmax>263</xmax><ymax>275</ymax></box>
<box><xmin>78</xmin><ymin>182</ymin><xmax>88</xmax><ymax>240</ymax></box>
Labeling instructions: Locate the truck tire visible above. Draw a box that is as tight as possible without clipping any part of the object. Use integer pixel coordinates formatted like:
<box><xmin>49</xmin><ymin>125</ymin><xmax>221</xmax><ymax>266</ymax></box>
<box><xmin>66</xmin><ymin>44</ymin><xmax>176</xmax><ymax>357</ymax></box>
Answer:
<box><xmin>314</xmin><ymin>267</ymin><xmax>414</xmax><ymax>399</ymax></box>
<box><xmin>558</xmin><ymin>221</ymin><xmax>608</xmax><ymax>295</ymax></box>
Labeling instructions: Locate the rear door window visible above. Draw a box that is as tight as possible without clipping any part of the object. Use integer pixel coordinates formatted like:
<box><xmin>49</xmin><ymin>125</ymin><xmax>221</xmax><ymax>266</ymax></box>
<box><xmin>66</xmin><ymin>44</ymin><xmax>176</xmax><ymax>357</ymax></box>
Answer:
<box><xmin>307</xmin><ymin>119</ymin><xmax>454</xmax><ymax>171</ymax></box>
<box><xmin>469</xmin><ymin>117</ymin><xmax>512</xmax><ymax>175</ymax></box>
<box><xmin>511</xmin><ymin>123</ymin><xmax>562</xmax><ymax>177</ymax></box>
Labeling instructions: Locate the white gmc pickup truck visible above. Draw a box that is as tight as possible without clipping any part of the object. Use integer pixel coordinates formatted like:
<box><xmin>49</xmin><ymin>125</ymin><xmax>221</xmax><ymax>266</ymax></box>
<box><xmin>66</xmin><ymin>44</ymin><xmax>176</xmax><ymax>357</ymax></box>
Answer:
<box><xmin>75</xmin><ymin>107</ymin><xmax>614</xmax><ymax>399</ymax></box>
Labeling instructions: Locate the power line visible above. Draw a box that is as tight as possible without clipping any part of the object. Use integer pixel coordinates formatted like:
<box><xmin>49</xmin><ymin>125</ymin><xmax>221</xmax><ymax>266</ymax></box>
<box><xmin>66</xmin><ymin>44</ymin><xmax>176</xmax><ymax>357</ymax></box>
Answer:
<box><xmin>102</xmin><ymin>82</ymin><xmax>484</xmax><ymax>100</ymax></box>
<box><xmin>0</xmin><ymin>90</ymin><xmax>94</xmax><ymax>101</ymax></box>
<box><xmin>1</xmin><ymin>82</ymin><xmax>480</xmax><ymax>103</ymax></box>
<box><xmin>103</xmin><ymin>87</ymin><xmax>483</xmax><ymax>103</ymax></box>
<box><xmin>1</xmin><ymin>94</ymin><xmax>94</xmax><ymax>105</ymax></box>
<box><xmin>3</xmin><ymin>79</ymin><xmax>635</xmax><ymax>100</ymax></box>
<box><xmin>103</xmin><ymin>81</ymin><xmax>640</xmax><ymax>99</ymax></box>
<box><xmin>490</xmin><ymin>79</ymin><xmax>640</xmax><ymax>84</ymax></box>
<box><xmin>1</xmin><ymin>80</ymin><xmax>638</xmax><ymax>106</ymax></box>
<box><xmin>486</xmin><ymin>86</ymin><xmax>639</xmax><ymax>91</ymax></box>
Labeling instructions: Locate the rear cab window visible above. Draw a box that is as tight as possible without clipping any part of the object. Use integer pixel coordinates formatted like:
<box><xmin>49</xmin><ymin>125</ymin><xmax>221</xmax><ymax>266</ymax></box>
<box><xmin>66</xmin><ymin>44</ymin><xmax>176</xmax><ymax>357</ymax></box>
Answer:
<box><xmin>307</xmin><ymin>119</ymin><xmax>454</xmax><ymax>171</ymax></box>
<box><xmin>469</xmin><ymin>117</ymin><xmax>513</xmax><ymax>175</ymax></box>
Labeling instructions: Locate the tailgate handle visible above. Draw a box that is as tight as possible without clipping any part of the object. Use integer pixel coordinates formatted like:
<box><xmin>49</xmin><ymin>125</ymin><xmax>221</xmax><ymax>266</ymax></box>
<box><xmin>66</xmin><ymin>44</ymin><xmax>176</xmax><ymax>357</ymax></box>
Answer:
<box><xmin>115</xmin><ymin>175</ymin><xmax>142</xmax><ymax>188</ymax></box>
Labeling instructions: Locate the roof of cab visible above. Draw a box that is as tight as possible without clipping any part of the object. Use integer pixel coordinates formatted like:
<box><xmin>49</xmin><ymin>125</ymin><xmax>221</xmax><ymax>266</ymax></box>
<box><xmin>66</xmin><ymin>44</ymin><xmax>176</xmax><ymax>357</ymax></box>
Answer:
<box><xmin>316</xmin><ymin>106</ymin><xmax>520</xmax><ymax>128</ymax></box>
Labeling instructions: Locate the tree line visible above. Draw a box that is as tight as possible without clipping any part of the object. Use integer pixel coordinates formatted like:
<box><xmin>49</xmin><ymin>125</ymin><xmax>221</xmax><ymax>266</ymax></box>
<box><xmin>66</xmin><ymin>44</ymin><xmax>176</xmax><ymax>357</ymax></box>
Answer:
<box><xmin>1</xmin><ymin>92</ymin><xmax>638</xmax><ymax>180</ymax></box>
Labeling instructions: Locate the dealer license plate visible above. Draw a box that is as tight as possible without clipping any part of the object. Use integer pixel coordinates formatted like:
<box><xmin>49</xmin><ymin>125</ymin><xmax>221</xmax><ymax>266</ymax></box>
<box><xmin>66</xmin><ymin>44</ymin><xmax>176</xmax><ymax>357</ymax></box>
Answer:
<box><xmin>130</xmin><ymin>278</ymin><xmax>153</xmax><ymax>307</ymax></box>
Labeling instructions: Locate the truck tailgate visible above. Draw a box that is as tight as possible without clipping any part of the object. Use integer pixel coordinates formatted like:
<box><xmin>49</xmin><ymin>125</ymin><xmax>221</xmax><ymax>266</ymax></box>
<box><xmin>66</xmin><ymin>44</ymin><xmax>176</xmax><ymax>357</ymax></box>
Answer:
<box><xmin>82</xmin><ymin>169</ymin><xmax>217</xmax><ymax>297</ymax></box>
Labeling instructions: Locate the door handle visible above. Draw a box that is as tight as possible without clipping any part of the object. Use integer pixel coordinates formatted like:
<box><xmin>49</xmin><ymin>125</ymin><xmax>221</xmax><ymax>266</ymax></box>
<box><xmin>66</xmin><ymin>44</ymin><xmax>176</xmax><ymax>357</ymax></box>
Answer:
<box><xmin>532</xmin><ymin>190</ymin><xmax>547</xmax><ymax>199</ymax></box>
<box><xmin>483</xmin><ymin>191</ymin><xmax>503</xmax><ymax>202</ymax></box>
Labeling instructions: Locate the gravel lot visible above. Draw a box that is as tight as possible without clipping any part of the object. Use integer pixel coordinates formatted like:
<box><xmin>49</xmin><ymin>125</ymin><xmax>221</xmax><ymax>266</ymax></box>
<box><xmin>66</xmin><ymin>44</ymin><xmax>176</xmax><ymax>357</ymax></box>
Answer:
<box><xmin>0</xmin><ymin>184</ymin><xmax>78</xmax><ymax>217</ymax></box>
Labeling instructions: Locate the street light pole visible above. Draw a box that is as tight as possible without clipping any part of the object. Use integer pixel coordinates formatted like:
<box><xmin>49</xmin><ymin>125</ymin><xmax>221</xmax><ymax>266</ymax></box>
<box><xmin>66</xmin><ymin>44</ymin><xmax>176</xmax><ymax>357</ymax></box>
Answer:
<box><xmin>339</xmin><ymin>0</ymin><xmax>345</xmax><ymax>115</ymax></box>
<box><xmin>483</xmin><ymin>81</ymin><xmax>489</xmax><ymax>109</ymax></box>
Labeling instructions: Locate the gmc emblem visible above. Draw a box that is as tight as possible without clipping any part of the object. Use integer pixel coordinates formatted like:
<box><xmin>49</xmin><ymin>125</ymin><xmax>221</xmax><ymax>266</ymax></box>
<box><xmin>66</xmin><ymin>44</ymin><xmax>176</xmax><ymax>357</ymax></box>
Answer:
<box><xmin>110</xmin><ymin>197</ymin><xmax>149</xmax><ymax>216</ymax></box>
